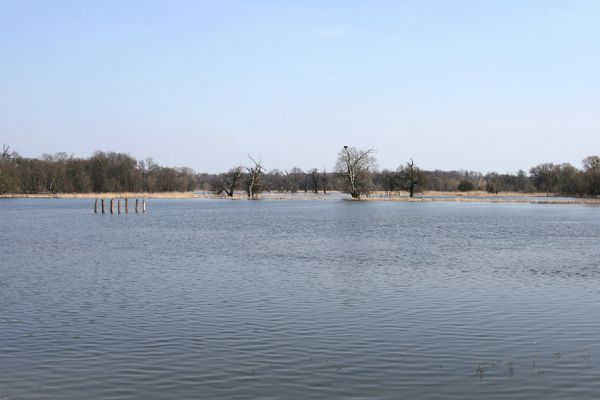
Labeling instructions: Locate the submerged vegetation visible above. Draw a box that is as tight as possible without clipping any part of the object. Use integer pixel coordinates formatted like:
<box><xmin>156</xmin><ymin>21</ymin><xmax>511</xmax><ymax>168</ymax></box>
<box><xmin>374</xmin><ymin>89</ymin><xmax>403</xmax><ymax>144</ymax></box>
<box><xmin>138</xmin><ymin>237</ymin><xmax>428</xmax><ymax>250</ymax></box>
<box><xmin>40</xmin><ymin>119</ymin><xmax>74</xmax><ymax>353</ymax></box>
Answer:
<box><xmin>1</xmin><ymin>144</ymin><xmax>599</xmax><ymax>198</ymax></box>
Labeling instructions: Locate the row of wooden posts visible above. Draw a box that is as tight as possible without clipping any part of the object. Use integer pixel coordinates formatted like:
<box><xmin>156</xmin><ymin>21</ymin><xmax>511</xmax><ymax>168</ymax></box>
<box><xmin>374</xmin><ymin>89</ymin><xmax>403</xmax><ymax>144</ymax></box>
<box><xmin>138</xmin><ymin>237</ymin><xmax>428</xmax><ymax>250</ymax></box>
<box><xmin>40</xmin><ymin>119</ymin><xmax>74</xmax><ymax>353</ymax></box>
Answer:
<box><xmin>94</xmin><ymin>199</ymin><xmax>146</xmax><ymax>214</ymax></box>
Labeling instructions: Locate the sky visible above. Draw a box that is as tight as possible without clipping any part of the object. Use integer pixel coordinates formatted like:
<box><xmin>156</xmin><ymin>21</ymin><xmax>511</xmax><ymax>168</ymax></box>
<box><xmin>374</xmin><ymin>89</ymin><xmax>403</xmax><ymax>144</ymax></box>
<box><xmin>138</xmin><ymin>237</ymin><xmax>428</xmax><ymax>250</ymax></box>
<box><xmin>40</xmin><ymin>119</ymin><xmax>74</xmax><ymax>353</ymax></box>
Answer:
<box><xmin>1</xmin><ymin>0</ymin><xmax>599</xmax><ymax>173</ymax></box>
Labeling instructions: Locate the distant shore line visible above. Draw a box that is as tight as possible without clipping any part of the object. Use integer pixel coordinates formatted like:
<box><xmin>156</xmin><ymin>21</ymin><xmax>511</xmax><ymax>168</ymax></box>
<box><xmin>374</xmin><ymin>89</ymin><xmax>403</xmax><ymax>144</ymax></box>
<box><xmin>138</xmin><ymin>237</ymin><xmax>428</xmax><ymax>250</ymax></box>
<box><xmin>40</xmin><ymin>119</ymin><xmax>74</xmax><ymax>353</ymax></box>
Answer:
<box><xmin>1</xmin><ymin>191</ymin><xmax>599</xmax><ymax>205</ymax></box>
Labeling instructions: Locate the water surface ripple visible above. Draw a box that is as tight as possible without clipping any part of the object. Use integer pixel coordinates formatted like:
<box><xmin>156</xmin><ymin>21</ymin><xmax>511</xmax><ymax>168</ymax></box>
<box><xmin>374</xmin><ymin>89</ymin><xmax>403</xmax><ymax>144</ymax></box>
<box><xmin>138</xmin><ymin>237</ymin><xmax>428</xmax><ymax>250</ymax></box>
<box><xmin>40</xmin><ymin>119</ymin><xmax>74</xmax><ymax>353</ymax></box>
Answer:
<box><xmin>1</xmin><ymin>199</ymin><xmax>599</xmax><ymax>399</ymax></box>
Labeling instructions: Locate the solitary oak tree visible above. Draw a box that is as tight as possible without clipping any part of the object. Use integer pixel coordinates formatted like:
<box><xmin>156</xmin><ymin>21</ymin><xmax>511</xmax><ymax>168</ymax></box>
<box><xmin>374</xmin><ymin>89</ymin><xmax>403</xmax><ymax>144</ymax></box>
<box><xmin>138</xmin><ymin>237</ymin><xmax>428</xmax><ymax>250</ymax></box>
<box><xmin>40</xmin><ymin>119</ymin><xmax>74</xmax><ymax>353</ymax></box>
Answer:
<box><xmin>335</xmin><ymin>146</ymin><xmax>377</xmax><ymax>199</ymax></box>
<box><xmin>397</xmin><ymin>159</ymin><xmax>422</xmax><ymax>197</ymax></box>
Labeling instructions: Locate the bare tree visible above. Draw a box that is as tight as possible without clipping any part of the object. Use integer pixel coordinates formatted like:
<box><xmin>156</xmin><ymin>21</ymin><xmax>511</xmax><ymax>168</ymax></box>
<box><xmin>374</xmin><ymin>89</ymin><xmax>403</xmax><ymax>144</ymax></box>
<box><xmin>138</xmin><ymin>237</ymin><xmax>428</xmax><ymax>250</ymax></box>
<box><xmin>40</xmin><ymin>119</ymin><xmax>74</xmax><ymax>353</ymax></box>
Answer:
<box><xmin>0</xmin><ymin>144</ymin><xmax>19</xmax><ymax>194</ymax></box>
<box><xmin>1</xmin><ymin>144</ymin><xmax>9</xmax><ymax>161</ymax></box>
<box><xmin>143</xmin><ymin>157</ymin><xmax>157</xmax><ymax>172</ymax></box>
<box><xmin>216</xmin><ymin>166</ymin><xmax>243</xmax><ymax>196</ymax></box>
<box><xmin>308</xmin><ymin>168</ymin><xmax>320</xmax><ymax>194</ymax></box>
<box><xmin>583</xmin><ymin>156</ymin><xmax>600</xmax><ymax>171</ymax></box>
<box><xmin>583</xmin><ymin>155</ymin><xmax>600</xmax><ymax>196</ymax></box>
<box><xmin>484</xmin><ymin>172</ymin><xmax>502</xmax><ymax>194</ymax></box>
<box><xmin>266</xmin><ymin>169</ymin><xmax>286</xmax><ymax>192</ymax></box>
<box><xmin>530</xmin><ymin>163</ymin><xmax>560</xmax><ymax>194</ymax></box>
<box><xmin>335</xmin><ymin>146</ymin><xmax>377</xmax><ymax>199</ymax></box>
<box><xmin>397</xmin><ymin>159</ymin><xmax>422</xmax><ymax>197</ymax></box>
<box><xmin>1</xmin><ymin>144</ymin><xmax>17</xmax><ymax>163</ymax></box>
<box><xmin>379</xmin><ymin>169</ymin><xmax>398</xmax><ymax>195</ymax></box>
<box><xmin>302</xmin><ymin>172</ymin><xmax>309</xmax><ymax>193</ymax></box>
<box><xmin>245</xmin><ymin>155</ymin><xmax>264</xmax><ymax>199</ymax></box>
<box><xmin>321</xmin><ymin>167</ymin><xmax>328</xmax><ymax>194</ymax></box>
<box><xmin>285</xmin><ymin>167</ymin><xmax>303</xmax><ymax>193</ymax></box>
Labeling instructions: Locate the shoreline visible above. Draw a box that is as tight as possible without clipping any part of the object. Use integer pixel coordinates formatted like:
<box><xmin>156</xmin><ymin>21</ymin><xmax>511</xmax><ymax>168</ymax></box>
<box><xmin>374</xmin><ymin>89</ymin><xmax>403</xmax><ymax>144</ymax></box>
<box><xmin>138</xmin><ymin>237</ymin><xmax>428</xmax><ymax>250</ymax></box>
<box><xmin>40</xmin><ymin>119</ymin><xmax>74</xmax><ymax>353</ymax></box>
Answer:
<box><xmin>1</xmin><ymin>191</ymin><xmax>599</xmax><ymax>205</ymax></box>
<box><xmin>361</xmin><ymin>196</ymin><xmax>600</xmax><ymax>205</ymax></box>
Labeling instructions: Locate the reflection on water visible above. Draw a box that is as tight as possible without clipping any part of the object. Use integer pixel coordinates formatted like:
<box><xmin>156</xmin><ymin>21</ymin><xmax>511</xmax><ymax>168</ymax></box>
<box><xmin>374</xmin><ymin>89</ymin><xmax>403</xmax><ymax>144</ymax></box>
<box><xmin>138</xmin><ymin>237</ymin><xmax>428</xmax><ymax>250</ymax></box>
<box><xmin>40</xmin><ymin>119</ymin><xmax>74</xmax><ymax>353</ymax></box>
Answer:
<box><xmin>1</xmin><ymin>199</ymin><xmax>599</xmax><ymax>399</ymax></box>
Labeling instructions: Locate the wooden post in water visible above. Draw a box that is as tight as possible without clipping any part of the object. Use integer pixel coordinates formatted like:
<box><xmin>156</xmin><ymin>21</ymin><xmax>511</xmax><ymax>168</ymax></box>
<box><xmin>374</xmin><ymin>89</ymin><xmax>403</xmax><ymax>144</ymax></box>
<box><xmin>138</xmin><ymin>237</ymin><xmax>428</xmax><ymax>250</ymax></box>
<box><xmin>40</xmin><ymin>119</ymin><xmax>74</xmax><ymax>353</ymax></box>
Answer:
<box><xmin>94</xmin><ymin>199</ymin><xmax>98</xmax><ymax>214</ymax></box>
<box><xmin>101</xmin><ymin>199</ymin><xmax>105</xmax><ymax>214</ymax></box>
<box><xmin>110</xmin><ymin>199</ymin><xmax>114</xmax><ymax>214</ymax></box>
<box><xmin>142</xmin><ymin>199</ymin><xmax>146</xmax><ymax>213</ymax></box>
<box><xmin>118</xmin><ymin>199</ymin><xmax>121</xmax><ymax>214</ymax></box>
<box><xmin>135</xmin><ymin>199</ymin><xmax>139</xmax><ymax>213</ymax></box>
<box><xmin>125</xmin><ymin>198</ymin><xmax>129</xmax><ymax>214</ymax></box>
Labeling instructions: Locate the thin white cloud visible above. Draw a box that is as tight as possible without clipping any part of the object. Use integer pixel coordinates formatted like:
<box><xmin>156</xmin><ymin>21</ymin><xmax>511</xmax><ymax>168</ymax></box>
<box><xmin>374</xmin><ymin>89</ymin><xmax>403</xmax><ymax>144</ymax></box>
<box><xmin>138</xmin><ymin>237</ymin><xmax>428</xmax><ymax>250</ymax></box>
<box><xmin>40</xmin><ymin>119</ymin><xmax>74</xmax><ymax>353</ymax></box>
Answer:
<box><xmin>319</xmin><ymin>28</ymin><xmax>346</xmax><ymax>38</ymax></box>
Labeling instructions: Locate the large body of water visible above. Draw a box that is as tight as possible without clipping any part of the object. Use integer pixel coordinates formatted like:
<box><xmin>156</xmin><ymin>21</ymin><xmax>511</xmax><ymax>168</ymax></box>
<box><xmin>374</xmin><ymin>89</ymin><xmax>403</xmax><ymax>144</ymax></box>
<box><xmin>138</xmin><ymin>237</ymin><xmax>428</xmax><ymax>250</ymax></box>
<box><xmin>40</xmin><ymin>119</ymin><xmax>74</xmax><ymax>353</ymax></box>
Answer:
<box><xmin>1</xmin><ymin>199</ymin><xmax>599</xmax><ymax>399</ymax></box>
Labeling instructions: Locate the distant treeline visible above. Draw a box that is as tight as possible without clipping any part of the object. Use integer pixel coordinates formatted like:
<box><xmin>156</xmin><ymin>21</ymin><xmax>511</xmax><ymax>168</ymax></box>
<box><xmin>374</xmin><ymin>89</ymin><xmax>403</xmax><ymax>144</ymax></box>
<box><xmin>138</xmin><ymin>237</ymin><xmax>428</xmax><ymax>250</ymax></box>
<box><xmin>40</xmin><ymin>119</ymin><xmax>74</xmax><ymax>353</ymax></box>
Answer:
<box><xmin>1</xmin><ymin>144</ymin><xmax>599</xmax><ymax>197</ymax></box>
<box><xmin>0</xmin><ymin>147</ymin><xmax>198</xmax><ymax>194</ymax></box>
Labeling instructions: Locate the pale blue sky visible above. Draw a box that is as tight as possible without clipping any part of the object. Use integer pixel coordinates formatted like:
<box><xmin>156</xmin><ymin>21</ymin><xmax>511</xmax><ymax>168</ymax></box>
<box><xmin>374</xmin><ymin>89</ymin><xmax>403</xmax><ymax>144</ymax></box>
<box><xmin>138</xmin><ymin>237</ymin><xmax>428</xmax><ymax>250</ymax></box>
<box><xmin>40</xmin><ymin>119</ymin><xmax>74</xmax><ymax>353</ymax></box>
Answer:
<box><xmin>1</xmin><ymin>0</ymin><xmax>598</xmax><ymax>173</ymax></box>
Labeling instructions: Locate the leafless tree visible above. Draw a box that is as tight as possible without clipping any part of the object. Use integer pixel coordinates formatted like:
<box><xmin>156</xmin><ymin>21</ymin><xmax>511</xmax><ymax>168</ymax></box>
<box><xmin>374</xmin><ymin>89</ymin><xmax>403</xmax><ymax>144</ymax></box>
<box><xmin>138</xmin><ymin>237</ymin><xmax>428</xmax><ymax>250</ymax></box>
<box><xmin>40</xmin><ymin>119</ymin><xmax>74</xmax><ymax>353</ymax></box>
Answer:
<box><xmin>215</xmin><ymin>166</ymin><xmax>243</xmax><ymax>196</ymax></box>
<box><xmin>285</xmin><ymin>167</ymin><xmax>303</xmax><ymax>193</ymax></box>
<box><xmin>530</xmin><ymin>163</ymin><xmax>560</xmax><ymax>193</ymax></box>
<box><xmin>583</xmin><ymin>156</ymin><xmax>600</xmax><ymax>171</ymax></box>
<box><xmin>302</xmin><ymin>171</ymin><xmax>309</xmax><ymax>193</ymax></box>
<box><xmin>308</xmin><ymin>168</ymin><xmax>320</xmax><ymax>194</ymax></box>
<box><xmin>484</xmin><ymin>172</ymin><xmax>502</xmax><ymax>194</ymax></box>
<box><xmin>397</xmin><ymin>159</ymin><xmax>422</xmax><ymax>197</ymax></box>
<box><xmin>335</xmin><ymin>146</ymin><xmax>377</xmax><ymax>199</ymax></box>
<box><xmin>145</xmin><ymin>157</ymin><xmax>158</xmax><ymax>172</ymax></box>
<box><xmin>582</xmin><ymin>155</ymin><xmax>600</xmax><ymax>196</ymax></box>
<box><xmin>1</xmin><ymin>144</ymin><xmax>16</xmax><ymax>163</ymax></box>
<box><xmin>262</xmin><ymin>169</ymin><xmax>285</xmax><ymax>192</ymax></box>
<box><xmin>245</xmin><ymin>155</ymin><xmax>264</xmax><ymax>199</ymax></box>
<box><xmin>379</xmin><ymin>169</ymin><xmax>398</xmax><ymax>195</ymax></box>
<box><xmin>321</xmin><ymin>167</ymin><xmax>328</xmax><ymax>194</ymax></box>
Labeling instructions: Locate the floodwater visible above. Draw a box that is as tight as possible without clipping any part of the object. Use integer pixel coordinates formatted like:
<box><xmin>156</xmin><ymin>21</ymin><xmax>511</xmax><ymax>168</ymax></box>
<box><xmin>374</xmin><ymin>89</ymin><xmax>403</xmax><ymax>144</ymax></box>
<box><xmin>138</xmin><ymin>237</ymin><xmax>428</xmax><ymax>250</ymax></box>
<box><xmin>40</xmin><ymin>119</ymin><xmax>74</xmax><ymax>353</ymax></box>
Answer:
<box><xmin>1</xmin><ymin>199</ymin><xmax>599</xmax><ymax>399</ymax></box>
